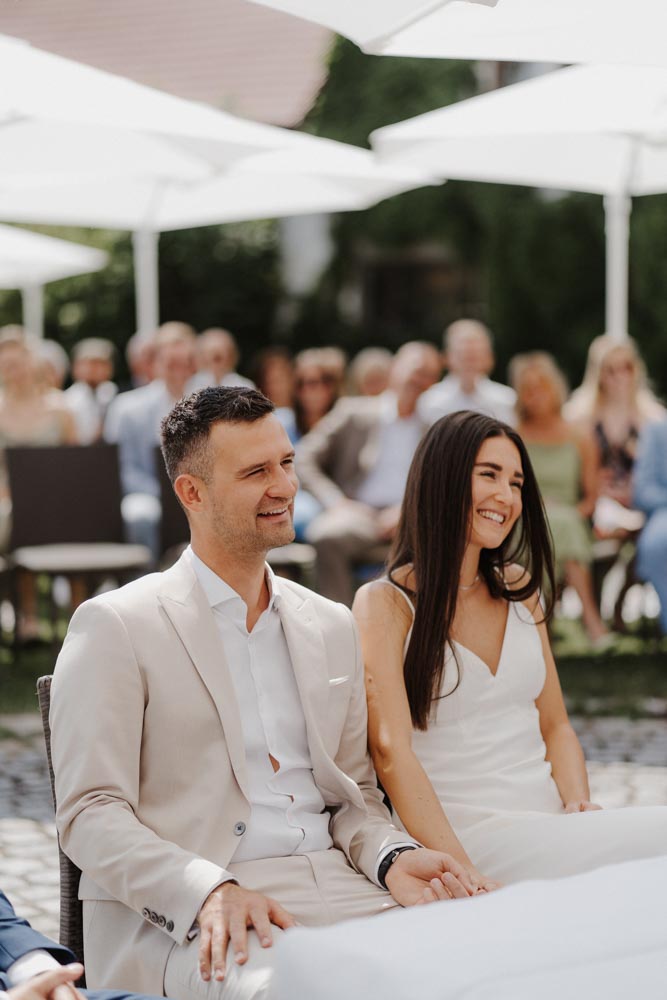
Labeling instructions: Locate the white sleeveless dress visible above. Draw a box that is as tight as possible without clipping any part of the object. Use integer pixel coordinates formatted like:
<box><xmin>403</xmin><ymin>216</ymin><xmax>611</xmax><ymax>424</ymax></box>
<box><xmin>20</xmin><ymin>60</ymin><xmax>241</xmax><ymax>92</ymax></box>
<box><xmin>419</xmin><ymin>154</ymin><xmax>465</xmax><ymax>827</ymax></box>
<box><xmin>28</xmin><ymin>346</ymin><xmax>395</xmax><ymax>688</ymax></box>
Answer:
<box><xmin>385</xmin><ymin>582</ymin><xmax>667</xmax><ymax>883</ymax></box>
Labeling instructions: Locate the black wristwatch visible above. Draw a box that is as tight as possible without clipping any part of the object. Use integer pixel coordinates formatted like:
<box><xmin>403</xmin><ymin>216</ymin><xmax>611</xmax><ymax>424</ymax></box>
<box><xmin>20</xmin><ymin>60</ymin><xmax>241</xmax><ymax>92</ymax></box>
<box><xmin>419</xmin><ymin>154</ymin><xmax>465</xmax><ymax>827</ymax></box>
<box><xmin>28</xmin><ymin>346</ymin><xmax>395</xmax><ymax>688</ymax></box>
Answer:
<box><xmin>378</xmin><ymin>845</ymin><xmax>418</xmax><ymax>890</ymax></box>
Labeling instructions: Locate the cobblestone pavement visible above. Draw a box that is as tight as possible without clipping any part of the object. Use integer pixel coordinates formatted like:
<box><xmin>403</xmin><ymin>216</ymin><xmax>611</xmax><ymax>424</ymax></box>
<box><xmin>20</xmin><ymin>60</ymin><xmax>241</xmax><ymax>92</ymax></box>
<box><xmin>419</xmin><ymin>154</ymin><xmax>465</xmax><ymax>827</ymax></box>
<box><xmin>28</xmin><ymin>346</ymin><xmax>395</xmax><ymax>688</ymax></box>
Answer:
<box><xmin>0</xmin><ymin>712</ymin><xmax>666</xmax><ymax>941</ymax></box>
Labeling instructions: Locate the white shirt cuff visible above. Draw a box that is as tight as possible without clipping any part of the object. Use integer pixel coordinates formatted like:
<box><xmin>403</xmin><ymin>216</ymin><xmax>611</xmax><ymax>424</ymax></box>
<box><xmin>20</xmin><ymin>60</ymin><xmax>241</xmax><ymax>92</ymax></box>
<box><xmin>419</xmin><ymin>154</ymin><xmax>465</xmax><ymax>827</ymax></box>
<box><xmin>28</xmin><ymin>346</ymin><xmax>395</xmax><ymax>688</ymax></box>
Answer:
<box><xmin>8</xmin><ymin>950</ymin><xmax>61</xmax><ymax>986</ymax></box>
<box><xmin>374</xmin><ymin>842</ymin><xmax>420</xmax><ymax>888</ymax></box>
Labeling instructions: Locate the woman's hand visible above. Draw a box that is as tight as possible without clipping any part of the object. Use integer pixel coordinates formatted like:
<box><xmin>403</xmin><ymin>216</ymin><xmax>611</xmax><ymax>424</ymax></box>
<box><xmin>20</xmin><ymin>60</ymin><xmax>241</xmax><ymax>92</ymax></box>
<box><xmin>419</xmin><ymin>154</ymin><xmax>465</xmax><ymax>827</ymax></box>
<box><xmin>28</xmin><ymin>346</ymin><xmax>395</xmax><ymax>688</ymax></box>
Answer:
<box><xmin>564</xmin><ymin>800</ymin><xmax>602</xmax><ymax>813</ymax></box>
<box><xmin>467</xmin><ymin>868</ymin><xmax>503</xmax><ymax>894</ymax></box>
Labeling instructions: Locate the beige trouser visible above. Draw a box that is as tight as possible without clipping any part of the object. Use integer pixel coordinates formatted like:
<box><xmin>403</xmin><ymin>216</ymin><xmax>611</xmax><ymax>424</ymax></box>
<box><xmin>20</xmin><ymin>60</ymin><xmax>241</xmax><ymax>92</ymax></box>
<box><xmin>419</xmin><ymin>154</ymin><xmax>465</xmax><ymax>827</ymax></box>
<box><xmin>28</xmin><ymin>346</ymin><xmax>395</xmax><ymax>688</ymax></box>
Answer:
<box><xmin>163</xmin><ymin>850</ymin><xmax>398</xmax><ymax>1000</ymax></box>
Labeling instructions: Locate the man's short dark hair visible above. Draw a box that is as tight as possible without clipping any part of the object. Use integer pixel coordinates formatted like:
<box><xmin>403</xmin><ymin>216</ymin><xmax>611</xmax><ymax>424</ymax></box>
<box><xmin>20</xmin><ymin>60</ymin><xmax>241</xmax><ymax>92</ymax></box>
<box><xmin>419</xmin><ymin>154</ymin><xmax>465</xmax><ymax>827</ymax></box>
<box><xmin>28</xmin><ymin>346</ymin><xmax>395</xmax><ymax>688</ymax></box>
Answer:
<box><xmin>160</xmin><ymin>386</ymin><xmax>275</xmax><ymax>484</ymax></box>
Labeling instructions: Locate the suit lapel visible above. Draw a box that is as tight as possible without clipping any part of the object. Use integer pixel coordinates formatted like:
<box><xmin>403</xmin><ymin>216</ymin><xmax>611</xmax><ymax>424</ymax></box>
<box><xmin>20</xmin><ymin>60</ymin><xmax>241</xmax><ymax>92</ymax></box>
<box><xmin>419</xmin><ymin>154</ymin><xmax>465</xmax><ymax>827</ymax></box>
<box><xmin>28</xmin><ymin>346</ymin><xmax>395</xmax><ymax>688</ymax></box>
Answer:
<box><xmin>277</xmin><ymin>589</ymin><xmax>332</xmax><ymax>768</ymax></box>
<box><xmin>158</xmin><ymin>556</ymin><xmax>250</xmax><ymax>801</ymax></box>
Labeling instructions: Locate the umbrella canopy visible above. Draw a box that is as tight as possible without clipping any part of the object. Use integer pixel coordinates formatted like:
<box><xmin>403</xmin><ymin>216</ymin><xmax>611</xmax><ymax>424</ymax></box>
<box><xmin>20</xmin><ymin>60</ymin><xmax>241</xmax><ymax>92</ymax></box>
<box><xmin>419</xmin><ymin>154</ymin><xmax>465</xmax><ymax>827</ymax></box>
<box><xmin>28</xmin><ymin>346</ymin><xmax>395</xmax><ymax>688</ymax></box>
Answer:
<box><xmin>247</xmin><ymin>1</ymin><xmax>497</xmax><ymax>54</ymax></box>
<box><xmin>0</xmin><ymin>140</ymin><xmax>428</xmax><ymax>231</ymax></box>
<box><xmin>249</xmin><ymin>0</ymin><xmax>667</xmax><ymax>65</ymax></box>
<box><xmin>0</xmin><ymin>224</ymin><xmax>108</xmax><ymax>337</ymax></box>
<box><xmin>0</xmin><ymin>224</ymin><xmax>107</xmax><ymax>286</ymax></box>
<box><xmin>0</xmin><ymin>32</ymin><xmax>324</xmax><ymax>178</ymax></box>
<box><xmin>373</xmin><ymin>63</ymin><xmax>667</xmax><ymax>339</ymax></box>
<box><xmin>0</xmin><ymin>32</ymin><xmax>430</xmax><ymax>332</ymax></box>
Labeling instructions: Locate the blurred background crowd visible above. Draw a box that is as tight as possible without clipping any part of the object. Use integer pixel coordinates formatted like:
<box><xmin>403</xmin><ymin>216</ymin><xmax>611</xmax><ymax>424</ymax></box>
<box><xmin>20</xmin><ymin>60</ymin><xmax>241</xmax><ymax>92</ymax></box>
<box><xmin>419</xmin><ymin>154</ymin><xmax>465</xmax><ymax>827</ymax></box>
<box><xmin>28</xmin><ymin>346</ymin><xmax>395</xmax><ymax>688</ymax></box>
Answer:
<box><xmin>0</xmin><ymin>316</ymin><xmax>665</xmax><ymax>650</ymax></box>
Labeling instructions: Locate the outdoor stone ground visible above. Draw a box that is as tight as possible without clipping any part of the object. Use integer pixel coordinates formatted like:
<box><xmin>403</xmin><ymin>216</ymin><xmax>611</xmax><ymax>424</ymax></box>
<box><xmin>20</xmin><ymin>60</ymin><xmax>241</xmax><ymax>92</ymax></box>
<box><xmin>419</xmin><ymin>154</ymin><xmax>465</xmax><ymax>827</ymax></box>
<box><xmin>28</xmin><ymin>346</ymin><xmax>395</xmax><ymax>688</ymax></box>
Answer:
<box><xmin>0</xmin><ymin>711</ymin><xmax>666</xmax><ymax>942</ymax></box>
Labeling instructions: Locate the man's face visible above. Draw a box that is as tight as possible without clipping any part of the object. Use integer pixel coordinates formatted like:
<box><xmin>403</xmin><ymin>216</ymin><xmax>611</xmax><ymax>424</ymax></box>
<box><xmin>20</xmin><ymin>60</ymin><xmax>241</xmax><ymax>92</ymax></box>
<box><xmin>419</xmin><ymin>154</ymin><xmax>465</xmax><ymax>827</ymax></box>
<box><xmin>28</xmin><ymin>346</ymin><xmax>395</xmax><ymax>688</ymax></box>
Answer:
<box><xmin>74</xmin><ymin>357</ymin><xmax>113</xmax><ymax>388</ymax></box>
<box><xmin>201</xmin><ymin>334</ymin><xmax>234</xmax><ymax>381</ymax></box>
<box><xmin>156</xmin><ymin>341</ymin><xmax>196</xmax><ymax>387</ymax></box>
<box><xmin>201</xmin><ymin>414</ymin><xmax>298</xmax><ymax>557</ymax></box>
<box><xmin>447</xmin><ymin>333</ymin><xmax>494</xmax><ymax>379</ymax></box>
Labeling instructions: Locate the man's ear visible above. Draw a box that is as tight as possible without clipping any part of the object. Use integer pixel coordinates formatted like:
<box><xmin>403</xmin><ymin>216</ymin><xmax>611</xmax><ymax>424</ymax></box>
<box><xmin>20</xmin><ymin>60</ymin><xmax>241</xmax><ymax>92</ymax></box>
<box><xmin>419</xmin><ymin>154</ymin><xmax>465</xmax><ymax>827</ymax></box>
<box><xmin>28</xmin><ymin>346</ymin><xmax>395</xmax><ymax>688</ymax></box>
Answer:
<box><xmin>174</xmin><ymin>473</ymin><xmax>205</xmax><ymax>514</ymax></box>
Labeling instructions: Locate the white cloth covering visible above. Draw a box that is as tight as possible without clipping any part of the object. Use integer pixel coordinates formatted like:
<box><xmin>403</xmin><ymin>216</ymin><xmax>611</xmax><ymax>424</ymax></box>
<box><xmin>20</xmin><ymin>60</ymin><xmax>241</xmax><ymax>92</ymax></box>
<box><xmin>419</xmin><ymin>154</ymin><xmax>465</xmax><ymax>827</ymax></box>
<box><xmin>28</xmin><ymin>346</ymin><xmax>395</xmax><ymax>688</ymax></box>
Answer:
<box><xmin>272</xmin><ymin>855</ymin><xmax>667</xmax><ymax>1000</ymax></box>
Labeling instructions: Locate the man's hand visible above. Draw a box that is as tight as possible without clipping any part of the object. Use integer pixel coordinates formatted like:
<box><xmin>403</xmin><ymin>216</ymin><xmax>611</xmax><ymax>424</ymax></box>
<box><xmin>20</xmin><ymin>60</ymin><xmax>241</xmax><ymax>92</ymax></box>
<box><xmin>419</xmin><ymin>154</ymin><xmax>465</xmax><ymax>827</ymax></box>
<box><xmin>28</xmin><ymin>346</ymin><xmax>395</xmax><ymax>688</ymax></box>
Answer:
<box><xmin>385</xmin><ymin>848</ymin><xmax>479</xmax><ymax>906</ymax></box>
<box><xmin>197</xmin><ymin>883</ymin><xmax>296</xmax><ymax>982</ymax></box>
<box><xmin>565</xmin><ymin>800</ymin><xmax>602</xmax><ymax>813</ymax></box>
<box><xmin>7</xmin><ymin>965</ymin><xmax>84</xmax><ymax>1000</ymax></box>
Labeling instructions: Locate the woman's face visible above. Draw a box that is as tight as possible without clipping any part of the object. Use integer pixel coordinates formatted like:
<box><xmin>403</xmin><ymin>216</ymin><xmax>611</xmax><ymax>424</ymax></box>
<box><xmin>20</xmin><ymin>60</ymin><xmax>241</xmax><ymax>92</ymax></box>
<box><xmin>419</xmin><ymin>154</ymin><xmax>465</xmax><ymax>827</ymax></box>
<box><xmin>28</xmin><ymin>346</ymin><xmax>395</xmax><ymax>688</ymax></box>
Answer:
<box><xmin>469</xmin><ymin>435</ymin><xmax>524</xmax><ymax>551</ymax></box>
<box><xmin>518</xmin><ymin>368</ymin><xmax>561</xmax><ymax>420</ymax></box>
<box><xmin>295</xmin><ymin>364</ymin><xmax>337</xmax><ymax>418</ymax></box>
<box><xmin>0</xmin><ymin>342</ymin><xmax>34</xmax><ymax>388</ymax></box>
<box><xmin>599</xmin><ymin>348</ymin><xmax>636</xmax><ymax>400</ymax></box>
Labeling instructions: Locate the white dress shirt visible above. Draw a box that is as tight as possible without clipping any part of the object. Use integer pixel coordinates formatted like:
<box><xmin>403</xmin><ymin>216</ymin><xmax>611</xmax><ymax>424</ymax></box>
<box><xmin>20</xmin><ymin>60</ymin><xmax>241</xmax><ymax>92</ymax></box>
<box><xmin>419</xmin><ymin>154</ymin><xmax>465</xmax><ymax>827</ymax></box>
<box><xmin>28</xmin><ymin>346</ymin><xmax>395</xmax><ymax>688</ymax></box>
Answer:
<box><xmin>189</xmin><ymin>548</ymin><xmax>333</xmax><ymax>862</ymax></box>
<box><xmin>418</xmin><ymin>375</ymin><xmax>517</xmax><ymax>427</ymax></box>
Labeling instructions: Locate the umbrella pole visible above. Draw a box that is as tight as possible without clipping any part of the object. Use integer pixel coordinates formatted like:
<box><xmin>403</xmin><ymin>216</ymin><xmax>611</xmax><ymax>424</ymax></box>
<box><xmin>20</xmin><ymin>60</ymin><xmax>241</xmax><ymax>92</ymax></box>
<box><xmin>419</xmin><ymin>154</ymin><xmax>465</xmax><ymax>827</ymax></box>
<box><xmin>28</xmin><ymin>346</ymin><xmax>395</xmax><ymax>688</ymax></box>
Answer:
<box><xmin>21</xmin><ymin>284</ymin><xmax>44</xmax><ymax>338</ymax></box>
<box><xmin>604</xmin><ymin>193</ymin><xmax>631</xmax><ymax>342</ymax></box>
<box><xmin>133</xmin><ymin>229</ymin><xmax>159</xmax><ymax>335</ymax></box>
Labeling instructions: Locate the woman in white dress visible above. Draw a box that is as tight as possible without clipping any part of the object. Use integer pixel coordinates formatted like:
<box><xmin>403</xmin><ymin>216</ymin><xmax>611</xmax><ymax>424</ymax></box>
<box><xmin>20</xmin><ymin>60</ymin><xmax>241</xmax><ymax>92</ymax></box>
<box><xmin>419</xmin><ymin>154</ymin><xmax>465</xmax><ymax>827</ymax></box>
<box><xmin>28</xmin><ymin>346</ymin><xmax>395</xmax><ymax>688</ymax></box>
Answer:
<box><xmin>352</xmin><ymin>410</ymin><xmax>667</xmax><ymax>895</ymax></box>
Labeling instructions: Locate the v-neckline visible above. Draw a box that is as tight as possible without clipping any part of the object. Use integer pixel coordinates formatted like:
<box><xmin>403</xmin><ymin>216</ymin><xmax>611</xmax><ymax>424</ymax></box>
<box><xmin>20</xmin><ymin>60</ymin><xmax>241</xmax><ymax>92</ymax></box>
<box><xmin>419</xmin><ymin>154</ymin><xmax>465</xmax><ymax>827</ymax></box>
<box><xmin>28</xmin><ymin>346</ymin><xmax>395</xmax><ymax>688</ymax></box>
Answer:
<box><xmin>452</xmin><ymin>602</ymin><xmax>512</xmax><ymax>680</ymax></box>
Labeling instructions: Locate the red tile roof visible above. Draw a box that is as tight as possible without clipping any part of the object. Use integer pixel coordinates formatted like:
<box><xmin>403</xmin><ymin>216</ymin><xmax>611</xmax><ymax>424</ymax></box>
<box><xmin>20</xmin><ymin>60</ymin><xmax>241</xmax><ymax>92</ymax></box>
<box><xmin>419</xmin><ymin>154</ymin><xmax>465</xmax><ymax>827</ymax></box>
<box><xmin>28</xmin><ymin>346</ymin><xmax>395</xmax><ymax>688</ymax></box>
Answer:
<box><xmin>0</xmin><ymin>0</ymin><xmax>332</xmax><ymax>126</ymax></box>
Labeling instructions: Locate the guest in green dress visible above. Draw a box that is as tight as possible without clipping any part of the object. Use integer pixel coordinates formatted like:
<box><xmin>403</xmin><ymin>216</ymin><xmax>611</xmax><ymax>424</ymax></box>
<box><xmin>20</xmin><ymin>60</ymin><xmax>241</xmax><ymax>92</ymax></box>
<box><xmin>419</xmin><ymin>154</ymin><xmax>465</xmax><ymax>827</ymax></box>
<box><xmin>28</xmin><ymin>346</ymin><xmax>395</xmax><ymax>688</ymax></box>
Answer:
<box><xmin>510</xmin><ymin>352</ymin><xmax>610</xmax><ymax>645</ymax></box>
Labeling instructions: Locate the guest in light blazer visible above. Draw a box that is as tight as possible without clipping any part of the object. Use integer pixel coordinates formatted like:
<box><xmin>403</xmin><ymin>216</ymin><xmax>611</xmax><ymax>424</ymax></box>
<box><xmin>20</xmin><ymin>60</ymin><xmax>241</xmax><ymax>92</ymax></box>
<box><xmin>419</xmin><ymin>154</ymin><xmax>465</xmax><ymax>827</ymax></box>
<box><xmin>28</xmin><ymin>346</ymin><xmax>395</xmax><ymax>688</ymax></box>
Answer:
<box><xmin>50</xmin><ymin>387</ymin><xmax>477</xmax><ymax>1000</ymax></box>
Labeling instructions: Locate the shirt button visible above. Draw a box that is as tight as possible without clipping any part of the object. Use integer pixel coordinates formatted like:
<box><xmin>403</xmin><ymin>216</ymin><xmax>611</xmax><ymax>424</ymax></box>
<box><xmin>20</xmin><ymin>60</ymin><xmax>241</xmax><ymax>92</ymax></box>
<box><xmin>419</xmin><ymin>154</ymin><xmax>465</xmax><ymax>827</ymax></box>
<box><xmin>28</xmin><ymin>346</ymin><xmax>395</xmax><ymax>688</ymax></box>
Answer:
<box><xmin>150</xmin><ymin>911</ymin><xmax>158</xmax><ymax>923</ymax></box>
<box><xmin>166</xmin><ymin>920</ymin><xmax>174</xmax><ymax>933</ymax></box>
<box><xmin>141</xmin><ymin>908</ymin><xmax>150</xmax><ymax>920</ymax></box>
<box><xmin>158</xmin><ymin>915</ymin><xmax>166</xmax><ymax>927</ymax></box>
<box><xmin>233</xmin><ymin>821</ymin><xmax>246</xmax><ymax>836</ymax></box>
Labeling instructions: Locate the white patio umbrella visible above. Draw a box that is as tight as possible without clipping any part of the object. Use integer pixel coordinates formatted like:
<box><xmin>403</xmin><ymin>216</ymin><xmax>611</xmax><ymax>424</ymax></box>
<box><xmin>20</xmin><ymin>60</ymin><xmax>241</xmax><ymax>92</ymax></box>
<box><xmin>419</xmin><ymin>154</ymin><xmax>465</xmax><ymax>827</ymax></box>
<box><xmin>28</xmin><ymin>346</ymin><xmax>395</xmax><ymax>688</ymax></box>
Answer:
<box><xmin>0</xmin><ymin>141</ymin><xmax>431</xmax><ymax>333</ymax></box>
<box><xmin>373</xmin><ymin>63</ymin><xmax>667</xmax><ymax>340</ymax></box>
<box><xmin>0</xmin><ymin>224</ymin><xmax>108</xmax><ymax>337</ymax></box>
<box><xmin>0</xmin><ymin>32</ymin><xmax>429</xmax><ymax>332</ymax></box>
<box><xmin>249</xmin><ymin>0</ymin><xmax>667</xmax><ymax>65</ymax></box>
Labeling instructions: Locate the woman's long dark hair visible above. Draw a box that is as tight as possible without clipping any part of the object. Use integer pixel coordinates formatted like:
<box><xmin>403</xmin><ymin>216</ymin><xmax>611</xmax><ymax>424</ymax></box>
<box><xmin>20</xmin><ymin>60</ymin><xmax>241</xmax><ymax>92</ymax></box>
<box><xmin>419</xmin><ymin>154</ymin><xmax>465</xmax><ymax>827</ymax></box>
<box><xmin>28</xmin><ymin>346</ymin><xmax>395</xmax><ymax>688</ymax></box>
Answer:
<box><xmin>387</xmin><ymin>410</ymin><xmax>555</xmax><ymax>731</ymax></box>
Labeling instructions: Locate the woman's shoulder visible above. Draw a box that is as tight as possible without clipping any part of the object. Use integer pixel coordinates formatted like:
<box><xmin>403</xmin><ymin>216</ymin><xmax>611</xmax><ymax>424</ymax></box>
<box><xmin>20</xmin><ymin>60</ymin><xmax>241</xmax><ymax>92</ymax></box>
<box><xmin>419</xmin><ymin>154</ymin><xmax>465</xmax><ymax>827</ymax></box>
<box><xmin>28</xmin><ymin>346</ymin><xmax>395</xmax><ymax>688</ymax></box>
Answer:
<box><xmin>353</xmin><ymin>568</ymin><xmax>415</xmax><ymax>628</ymax></box>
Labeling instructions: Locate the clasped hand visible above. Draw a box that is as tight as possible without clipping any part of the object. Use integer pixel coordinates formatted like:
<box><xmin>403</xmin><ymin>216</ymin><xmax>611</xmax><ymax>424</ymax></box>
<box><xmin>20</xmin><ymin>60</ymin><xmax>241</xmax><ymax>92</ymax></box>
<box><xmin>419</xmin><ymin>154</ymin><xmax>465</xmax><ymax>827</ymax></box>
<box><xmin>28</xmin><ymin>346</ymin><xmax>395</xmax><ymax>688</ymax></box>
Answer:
<box><xmin>7</xmin><ymin>964</ymin><xmax>85</xmax><ymax>1000</ymax></box>
<box><xmin>385</xmin><ymin>849</ymin><xmax>501</xmax><ymax>906</ymax></box>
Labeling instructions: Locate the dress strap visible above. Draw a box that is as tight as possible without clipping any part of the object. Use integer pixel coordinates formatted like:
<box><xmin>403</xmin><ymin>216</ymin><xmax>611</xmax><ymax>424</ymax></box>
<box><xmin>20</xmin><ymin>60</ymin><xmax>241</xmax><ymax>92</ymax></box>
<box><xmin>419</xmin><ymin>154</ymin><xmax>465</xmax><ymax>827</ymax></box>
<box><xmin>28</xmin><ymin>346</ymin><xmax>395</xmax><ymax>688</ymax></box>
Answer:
<box><xmin>378</xmin><ymin>578</ymin><xmax>416</xmax><ymax>618</ymax></box>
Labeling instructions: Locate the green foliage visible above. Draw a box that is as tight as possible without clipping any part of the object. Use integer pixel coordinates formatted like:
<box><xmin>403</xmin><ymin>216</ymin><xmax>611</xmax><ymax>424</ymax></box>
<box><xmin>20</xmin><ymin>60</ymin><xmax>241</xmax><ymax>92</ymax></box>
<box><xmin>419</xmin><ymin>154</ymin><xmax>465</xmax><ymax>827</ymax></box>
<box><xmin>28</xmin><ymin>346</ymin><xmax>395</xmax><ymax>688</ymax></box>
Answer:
<box><xmin>0</xmin><ymin>222</ymin><xmax>281</xmax><ymax>378</ymax></box>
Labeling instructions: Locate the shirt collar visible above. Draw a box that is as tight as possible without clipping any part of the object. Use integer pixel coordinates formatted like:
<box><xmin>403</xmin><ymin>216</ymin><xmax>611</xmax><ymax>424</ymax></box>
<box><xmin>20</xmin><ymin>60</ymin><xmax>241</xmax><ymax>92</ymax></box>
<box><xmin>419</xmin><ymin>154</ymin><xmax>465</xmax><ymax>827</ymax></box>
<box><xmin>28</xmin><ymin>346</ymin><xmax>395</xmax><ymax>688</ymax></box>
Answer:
<box><xmin>187</xmin><ymin>545</ymin><xmax>282</xmax><ymax>613</ymax></box>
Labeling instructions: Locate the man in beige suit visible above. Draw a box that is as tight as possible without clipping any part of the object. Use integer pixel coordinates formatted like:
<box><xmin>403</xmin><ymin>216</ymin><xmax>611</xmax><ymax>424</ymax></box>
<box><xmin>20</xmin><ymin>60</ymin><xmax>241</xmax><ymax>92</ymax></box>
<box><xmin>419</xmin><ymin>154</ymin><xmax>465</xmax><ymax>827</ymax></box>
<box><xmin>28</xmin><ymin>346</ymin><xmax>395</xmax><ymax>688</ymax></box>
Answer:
<box><xmin>50</xmin><ymin>387</ymin><xmax>476</xmax><ymax>1000</ymax></box>
<box><xmin>297</xmin><ymin>342</ymin><xmax>441</xmax><ymax>604</ymax></box>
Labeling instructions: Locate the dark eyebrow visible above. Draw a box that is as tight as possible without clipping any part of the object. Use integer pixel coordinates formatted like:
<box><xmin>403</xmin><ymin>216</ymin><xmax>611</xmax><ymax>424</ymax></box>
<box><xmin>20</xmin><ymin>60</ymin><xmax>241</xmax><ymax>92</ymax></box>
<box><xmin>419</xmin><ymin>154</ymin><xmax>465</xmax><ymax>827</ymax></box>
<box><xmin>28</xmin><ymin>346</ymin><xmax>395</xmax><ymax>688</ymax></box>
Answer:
<box><xmin>475</xmin><ymin>461</ymin><xmax>524</xmax><ymax>479</ymax></box>
<box><xmin>237</xmin><ymin>450</ymin><xmax>295</xmax><ymax>477</ymax></box>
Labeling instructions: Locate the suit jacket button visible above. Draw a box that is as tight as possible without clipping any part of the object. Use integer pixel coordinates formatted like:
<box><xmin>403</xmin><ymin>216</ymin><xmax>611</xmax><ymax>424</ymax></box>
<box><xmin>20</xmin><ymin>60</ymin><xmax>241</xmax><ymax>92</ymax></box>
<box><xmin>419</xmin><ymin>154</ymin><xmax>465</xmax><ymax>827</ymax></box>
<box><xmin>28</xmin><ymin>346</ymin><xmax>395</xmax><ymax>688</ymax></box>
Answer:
<box><xmin>158</xmin><ymin>915</ymin><xmax>166</xmax><ymax>927</ymax></box>
<box><xmin>233</xmin><ymin>821</ymin><xmax>246</xmax><ymax>836</ymax></box>
<box><xmin>166</xmin><ymin>920</ymin><xmax>174</xmax><ymax>933</ymax></box>
<box><xmin>150</xmin><ymin>911</ymin><xmax>158</xmax><ymax>923</ymax></box>
<box><xmin>142</xmin><ymin>908</ymin><xmax>150</xmax><ymax>920</ymax></box>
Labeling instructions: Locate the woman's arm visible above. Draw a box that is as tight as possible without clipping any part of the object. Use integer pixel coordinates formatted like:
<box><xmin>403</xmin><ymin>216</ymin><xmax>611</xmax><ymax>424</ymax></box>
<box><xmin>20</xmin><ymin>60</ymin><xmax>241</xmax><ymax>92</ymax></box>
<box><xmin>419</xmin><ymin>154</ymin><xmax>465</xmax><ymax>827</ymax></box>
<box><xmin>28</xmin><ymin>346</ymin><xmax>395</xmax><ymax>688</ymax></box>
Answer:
<box><xmin>574</xmin><ymin>428</ymin><xmax>599</xmax><ymax>519</ymax></box>
<box><xmin>534</xmin><ymin>615</ymin><xmax>600</xmax><ymax>812</ymax></box>
<box><xmin>352</xmin><ymin>582</ymin><xmax>493</xmax><ymax>883</ymax></box>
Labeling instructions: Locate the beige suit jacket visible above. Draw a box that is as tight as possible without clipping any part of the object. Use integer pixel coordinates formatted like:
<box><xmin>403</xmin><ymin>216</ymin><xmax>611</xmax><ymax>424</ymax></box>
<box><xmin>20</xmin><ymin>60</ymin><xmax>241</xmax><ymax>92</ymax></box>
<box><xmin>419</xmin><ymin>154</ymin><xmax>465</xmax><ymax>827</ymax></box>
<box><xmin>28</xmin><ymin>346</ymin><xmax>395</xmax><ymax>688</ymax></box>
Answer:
<box><xmin>50</xmin><ymin>554</ymin><xmax>411</xmax><ymax>993</ymax></box>
<box><xmin>296</xmin><ymin>394</ymin><xmax>429</xmax><ymax>509</ymax></box>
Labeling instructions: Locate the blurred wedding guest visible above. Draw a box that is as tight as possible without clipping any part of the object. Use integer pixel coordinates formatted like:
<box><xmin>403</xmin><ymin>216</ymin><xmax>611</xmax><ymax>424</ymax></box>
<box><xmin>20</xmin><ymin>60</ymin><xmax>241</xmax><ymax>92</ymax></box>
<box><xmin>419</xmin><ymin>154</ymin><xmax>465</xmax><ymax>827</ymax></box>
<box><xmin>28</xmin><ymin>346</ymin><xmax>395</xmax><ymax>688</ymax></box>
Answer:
<box><xmin>634</xmin><ymin>417</ymin><xmax>667</xmax><ymax>635</ymax></box>
<box><xmin>105</xmin><ymin>322</ymin><xmax>196</xmax><ymax>558</ymax></box>
<box><xmin>284</xmin><ymin>347</ymin><xmax>348</xmax><ymax>540</ymax></box>
<box><xmin>299</xmin><ymin>342</ymin><xmax>441</xmax><ymax>605</ymax></box>
<box><xmin>33</xmin><ymin>338</ymin><xmax>70</xmax><ymax>392</ymax></box>
<box><xmin>566</xmin><ymin>336</ymin><xmax>664</xmax><ymax>538</ymax></box>
<box><xmin>293</xmin><ymin>347</ymin><xmax>346</xmax><ymax>439</ymax></box>
<box><xmin>348</xmin><ymin>347</ymin><xmax>393</xmax><ymax>398</ymax></box>
<box><xmin>510</xmin><ymin>352</ymin><xmax>609</xmax><ymax>645</ymax></box>
<box><xmin>0</xmin><ymin>330</ymin><xmax>77</xmax><ymax>636</ymax></box>
<box><xmin>64</xmin><ymin>338</ymin><xmax>118</xmax><ymax>445</ymax></box>
<box><xmin>188</xmin><ymin>327</ymin><xmax>254</xmax><ymax>391</ymax></box>
<box><xmin>251</xmin><ymin>346</ymin><xmax>295</xmax><ymax>409</ymax></box>
<box><xmin>419</xmin><ymin>319</ymin><xmax>515</xmax><ymax>426</ymax></box>
<box><xmin>123</xmin><ymin>331</ymin><xmax>158</xmax><ymax>391</ymax></box>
